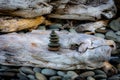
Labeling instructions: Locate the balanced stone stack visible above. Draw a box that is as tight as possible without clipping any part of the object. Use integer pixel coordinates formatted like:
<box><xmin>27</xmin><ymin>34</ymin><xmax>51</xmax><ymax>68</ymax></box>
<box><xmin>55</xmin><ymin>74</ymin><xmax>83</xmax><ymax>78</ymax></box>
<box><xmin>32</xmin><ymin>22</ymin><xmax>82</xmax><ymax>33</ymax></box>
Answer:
<box><xmin>48</xmin><ymin>30</ymin><xmax>60</xmax><ymax>51</ymax></box>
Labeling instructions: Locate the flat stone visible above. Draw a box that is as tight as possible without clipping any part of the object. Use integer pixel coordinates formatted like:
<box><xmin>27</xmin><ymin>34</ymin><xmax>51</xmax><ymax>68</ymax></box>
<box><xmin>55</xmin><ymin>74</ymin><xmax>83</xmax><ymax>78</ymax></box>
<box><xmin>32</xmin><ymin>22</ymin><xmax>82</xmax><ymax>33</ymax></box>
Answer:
<box><xmin>87</xmin><ymin>76</ymin><xmax>95</xmax><ymax>80</ymax></box>
<box><xmin>67</xmin><ymin>71</ymin><xmax>78</xmax><ymax>79</ymax></box>
<box><xmin>57</xmin><ymin>71</ymin><xmax>66</xmax><ymax>77</ymax></box>
<box><xmin>0</xmin><ymin>0</ymin><xmax>53</xmax><ymax>18</ymax></box>
<box><xmin>116</xmin><ymin>36</ymin><xmax>120</xmax><ymax>42</ymax></box>
<box><xmin>105</xmin><ymin>30</ymin><xmax>117</xmax><ymax>41</ymax></box>
<box><xmin>111</xmin><ymin>49</ymin><xmax>120</xmax><ymax>55</ymax></box>
<box><xmin>41</xmin><ymin>69</ymin><xmax>57</xmax><ymax>76</ymax></box>
<box><xmin>48</xmin><ymin>24</ymin><xmax>62</xmax><ymax>30</ymax></box>
<box><xmin>49</xmin><ymin>76</ymin><xmax>62</xmax><ymax>80</ymax></box>
<box><xmin>94</xmin><ymin>74</ymin><xmax>107</xmax><ymax>79</ymax></box>
<box><xmin>17</xmin><ymin>73</ymin><xmax>28</xmax><ymax>80</ymax></box>
<box><xmin>80</xmin><ymin>71</ymin><xmax>95</xmax><ymax>77</ymax></box>
<box><xmin>0</xmin><ymin>16</ymin><xmax>45</xmax><ymax>32</ymax></box>
<box><xmin>27</xmin><ymin>75</ymin><xmax>36</xmax><ymax>80</ymax></box>
<box><xmin>116</xmin><ymin>31</ymin><xmax>120</xmax><ymax>36</ymax></box>
<box><xmin>108</xmin><ymin>75</ymin><xmax>120</xmax><ymax>80</ymax></box>
<box><xmin>94</xmin><ymin>33</ymin><xmax>105</xmax><ymax>38</ymax></box>
<box><xmin>20</xmin><ymin>67</ymin><xmax>34</xmax><ymax>75</ymax></box>
<box><xmin>109</xmin><ymin>18</ymin><xmax>120</xmax><ymax>31</ymax></box>
<box><xmin>95</xmin><ymin>28</ymin><xmax>107</xmax><ymax>33</ymax></box>
<box><xmin>35</xmin><ymin>72</ymin><xmax>47</xmax><ymax>80</ymax></box>
<box><xmin>94</xmin><ymin>70</ymin><xmax>106</xmax><ymax>75</ymax></box>
<box><xmin>33</xmin><ymin>67</ymin><xmax>41</xmax><ymax>73</ymax></box>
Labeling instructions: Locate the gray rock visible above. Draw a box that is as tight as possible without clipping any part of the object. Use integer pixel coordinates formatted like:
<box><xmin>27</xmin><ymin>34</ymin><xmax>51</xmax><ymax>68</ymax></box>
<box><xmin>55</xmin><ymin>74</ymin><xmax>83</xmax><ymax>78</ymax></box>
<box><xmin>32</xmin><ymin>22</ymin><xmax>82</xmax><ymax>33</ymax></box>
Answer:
<box><xmin>87</xmin><ymin>76</ymin><xmax>95</xmax><ymax>80</ymax></box>
<box><xmin>62</xmin><ymin>71</ymin><xmax>78</xmax><ymax>80</ymax></box>
<box><xmin>0</xmin><ymin>0</ymin><xmax>53</xmax><ymax>18</ymax></box>
<box><xmin>80</xmin><ymin>71</ymin><xmax>95</xmax><ymax>77</ymax></box>
<box><xmin>108</xmin><ymin>75</ymin><xmax>120</xmax><ymax>80</ymax></box>
<box><xmin>94</xmin><ymin>33</ymin><xmax>105</xmax><ymax>38</ymax></box>
<box><xmin>105</xmin><ymin>30</ymin><xmax>117</xmax><ymax>41</ymax></box>
<box><xmin>49</xmin><ymin>76</ymin><xmax>62</xmax><ymax>80</ymax></box>
<box><xmin>20</xmin><ymin>67</ymin><xmax>34</xmax><ymax>75</ymax></box>
<box><xmin>94</xmin><ymin>74</ymin><xmax>107</xmax><ymax>79</ymax></box>
<box><xmin>116</xmin><ymin>36</ymin><xmax>120</xmax><ymax>42</ymax></box>
<box><xmin>67</xmin><ymin>71</ymin><xmax>78</xmax><ymax>79</ymax></box>
<box><xmin>67</xmin><ymin>71</ymin><xmax>78</xmax><ymax>77</ymax></box>
<box><xmin>111</xmin><ymin>49</ymin><xmax>120</xmax><ymax>55</ymax></box>
<box><xmin>38</xmin><ymin>26</ymin><xmax>46</xmax><ymax>30</ymax></box>
<box><xmin>49</xmin><ymin>24</ymin><xmax>62</xmax><ymax>30</ymax></box>
<box><xmin>116</xmin><ymin>31</ymin><xmax>120</xmax><ymax>36</ymax></box>
<box><xmin>109</xmin><ymin>18</ymin><xmax>120</xmax><ymax>31</ymax></box>
<box><xmin>17</xmin><ymin>73</ymin><xmax>28</xmax><ymax>80</ymax></box>
<box><xmin>63</xmin><ymin>74</ymin><xmax>71</xmax><ymax>80</ymax></box>
<box><xmin>41</xmin><ymin>69</ymin><xmax>57</xmax><ymax>76</ymax></box>
<box><xmin>27</xmin><ymin>75</ymin><xmax>36</xmax><ymax>80</ymax></box>
<box><xmin>33</xmin><ymin>67</ymin><xmax>41</xmax><ymax>73</ymax></box>
<box><xmin>94</xmin><ymin>70</ymin><xmax>106</xmax><ymax>75</ymax></box>
<box><xmin>35</xmin><ymin>72</ymin><xmax>47</xmax><ymax>80</ymax></box>
<box><xmin>57</xmin><ymin>71</ymin><xmax>66</xmax><ymax>77</ymax></box>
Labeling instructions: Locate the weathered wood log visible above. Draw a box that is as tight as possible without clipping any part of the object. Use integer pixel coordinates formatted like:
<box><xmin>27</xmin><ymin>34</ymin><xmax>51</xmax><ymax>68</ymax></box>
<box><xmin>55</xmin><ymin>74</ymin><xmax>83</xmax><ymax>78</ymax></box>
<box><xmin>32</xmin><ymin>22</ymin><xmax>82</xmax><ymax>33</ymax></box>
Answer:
<box><xmin>0</xmin><ymin>30</ymin><xmax>116</xmax><ymax>70</ymax></box>
<box><xmin>0</xmin><ymin>16</ymin><xmax>45</xmax><ymax>32</ymax></box>
<box><xmin>0</xmin><ymin>0</ymin><xmax>53</xmax><ymax>18</ymax></box>
<box><xmin>48</xmin><ymin>0</ymin><xmax>116</xmax><ymax>20</ymax></box>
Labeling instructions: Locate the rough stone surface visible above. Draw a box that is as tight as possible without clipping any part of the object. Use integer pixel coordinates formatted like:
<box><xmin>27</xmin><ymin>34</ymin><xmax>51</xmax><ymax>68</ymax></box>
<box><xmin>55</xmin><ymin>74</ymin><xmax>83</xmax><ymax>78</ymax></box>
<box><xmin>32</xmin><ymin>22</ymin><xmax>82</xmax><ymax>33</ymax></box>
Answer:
<box><xmin>0</xmin><ymin>16</ymin><xmax>45</xmax><ymax>32</ymax></box>
<box><xmin>0</xmin><ymin>30</ymin><xmax>116</xmax><ymax>70</ymax></box>
<box><xmin>0</xmin><ymin>0</ymin><xmax>53</xmax><ymax>18</ymax></box>
<box><xmin>49</xmin><ymin>0</ymin><xmax>116</xmax><ymax>20</ymax></box>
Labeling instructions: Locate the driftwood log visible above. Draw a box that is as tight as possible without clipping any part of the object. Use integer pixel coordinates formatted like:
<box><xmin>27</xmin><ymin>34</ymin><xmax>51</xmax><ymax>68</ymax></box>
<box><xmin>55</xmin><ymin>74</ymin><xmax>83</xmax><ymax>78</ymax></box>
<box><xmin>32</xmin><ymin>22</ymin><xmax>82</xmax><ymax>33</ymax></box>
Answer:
<box><xmin>0</xmin><ymin>30</ymin><xmax>116</xmax><ymax>70</ymax></box>
<box><xmin>0</xmin><ymin>0</ymin><xmax>52</xmax><ymax>18</ymax></box>
<box><xmin>49</xmin><ymin>0</ymin><xmax>116</xmax><ymax>20</ymax></box>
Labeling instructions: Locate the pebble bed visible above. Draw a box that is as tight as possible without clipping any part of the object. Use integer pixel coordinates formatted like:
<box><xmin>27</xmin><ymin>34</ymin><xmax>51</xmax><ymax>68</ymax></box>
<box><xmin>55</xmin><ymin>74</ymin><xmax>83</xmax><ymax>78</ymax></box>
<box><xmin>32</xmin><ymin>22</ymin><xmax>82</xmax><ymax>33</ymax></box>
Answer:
<box><xmin>0</xmin><ymin>18</ymin><xmax>120</xmax><ymax>80</ymax></box>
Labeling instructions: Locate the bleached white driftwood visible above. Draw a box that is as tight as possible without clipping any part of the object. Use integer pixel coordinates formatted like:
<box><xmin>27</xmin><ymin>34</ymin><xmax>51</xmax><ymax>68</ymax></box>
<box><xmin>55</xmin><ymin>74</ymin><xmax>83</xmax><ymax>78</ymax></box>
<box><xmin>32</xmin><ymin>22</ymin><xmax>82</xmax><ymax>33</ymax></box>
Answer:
<box><xmin>48</xmin><ymin>0</ymin><xmax>116</xmax><ymax>20</ymax></box>
<box><xmin>0</xmin><ymin>30</ymin><xmax>116</xmax><ymax>70</ymax></box>
<box><xmin>0</xmin><ymin>0</ymin><xmax>52</xmax><ymax>18</ymax></box>
<box><xmin>75</xmin><ymin>20</ymin><xmax>108</xmax><ymax>32</ymax></box>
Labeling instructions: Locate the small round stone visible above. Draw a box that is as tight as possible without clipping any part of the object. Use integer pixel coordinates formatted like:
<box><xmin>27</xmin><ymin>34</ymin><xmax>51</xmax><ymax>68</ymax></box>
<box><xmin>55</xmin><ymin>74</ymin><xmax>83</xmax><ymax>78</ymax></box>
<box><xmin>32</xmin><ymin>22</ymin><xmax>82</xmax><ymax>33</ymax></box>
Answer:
<box><xmin>57</xmin><ymin>71</ymin><xmax>66</xmax><ymax>77</ymax></box>
<box><xmin>20</xmin><ymin>67</ymin><xmax>34</xmax><ymax>75</ymax></box>
<box><xmin>87</xmin><ymin>76</ymin><xmax>95</xmax><ymax>80</ymax></box>
<box><xmin>33</xmin><ymin>67</ymin><xmax>41</xmax><ymax>73</ymax></box>
<box><xmin>27</xmin><ymin>75</ymin><xmax>36</xmax><ymax>80</ymax></box>
<box><xmin>94</xmin><ymin>70</ymin><xmax>106</xmax><ymax>75</ymax></box>
<box><xmin>49</xmin><ymin>76</ymin><xmax>62</xmax><ymax>80</ymax></box>
<box><xmin>17</xmin><ymin>73</ymin><xmax>28</xmax><ymax>80</ymax></box>
<box><xmin>94</xmin><ymin>74</ymin><xmax>107</xmax><ymax>79</ymax></box>
<box><xmin>105</xmin><ymin>30</ymin><xmax>117</xmax><ymax>41</ymax></box>
<box><xmin>116</xmin><ymin>31</ymin><xmax>120</xmax><ymax>36</ymax></box>
<box><xmin>80</xmin><ymin>71</ymin><xmax>95</xmax><ymax>77</ymax></box>
<box><xmin>41</xmin><ymin>69</ymin><xmax>57</xmax><ymax>76</ymax></box>
<box><xmin>94</xmin><ymin>33</ymin><xmax>105</xmax><ymax>38</ymax></box>
<box><xmin>49</xmin><ymin>24</ymin><xmax>62</xmax><ymax>30</ymax></box>
<box><xmin>67</xmin><ymin>71</ymin><xmax>78</xmax><ymax>79</ymax></box>
<box><xmin>108</xmin><ymin>75</ymin><xmax>120</xmax><ymax>80</ymax></box>
<box><xmin>35</xmin><ymin>72</ymin><xmax>47</xmax><ymax>80</ymax></box>
<box><xmin>67</xmin><ymin>71</ymin><xmax>78</xmax><ymax>77</ymax></box>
